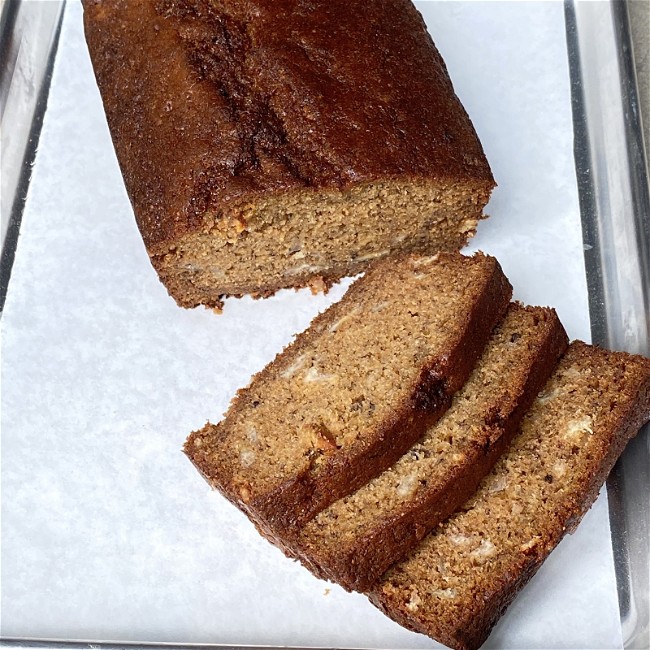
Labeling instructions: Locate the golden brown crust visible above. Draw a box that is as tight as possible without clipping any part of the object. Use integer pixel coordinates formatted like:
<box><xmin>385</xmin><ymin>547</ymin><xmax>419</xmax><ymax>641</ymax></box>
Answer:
<box><xmin>185</xmin><ymin>252</ymin><xmax>512</xmax><ymax>538</ymax></box>
<box><xmin>83</xmin><ymin>0</ymin><xmax>225</xmax><ymax>249</ymax></box>
<box><xmin>83</xmin><ymin>0</ymin><xmax>493</xmax><ymax>249</ymax></box>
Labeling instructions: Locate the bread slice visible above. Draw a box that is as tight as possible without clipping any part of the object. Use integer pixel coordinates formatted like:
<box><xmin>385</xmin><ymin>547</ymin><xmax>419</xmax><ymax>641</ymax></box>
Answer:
<box><xmin>82</xmin><ymin>0</ymin><xmax>494</xmax><ymax>310</ymax></box>
<box><xmin>368</xmin><ymin>342</ymin><xmax>650</xmax><ymax>650</ymax></box>
<box><xmin>284</xmin><ymin>303</ymin><xmax>568</xmax><ymax>591</ymax></box>
<box><xmin>185</xmin><ymin>253</ymin><xmax>511</xmax><ymax>538</ymax></box>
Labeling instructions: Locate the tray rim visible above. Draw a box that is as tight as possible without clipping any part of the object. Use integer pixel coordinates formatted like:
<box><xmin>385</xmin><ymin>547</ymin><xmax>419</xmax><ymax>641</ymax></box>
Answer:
<box><xmin>564</xmin><ymin>1</ymin><xmax>650</xmax><ymax>647</ymax></box>
<box><xmin>0</xmin><ymin>0</ymin><xmax>66</xmax><ymax>311</ymax></box>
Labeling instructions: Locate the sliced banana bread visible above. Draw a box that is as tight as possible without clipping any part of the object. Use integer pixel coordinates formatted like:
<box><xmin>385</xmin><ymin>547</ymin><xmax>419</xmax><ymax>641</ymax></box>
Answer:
<box><xmin>369</xmin><ymin>341</ymin><xmax>650</xmax><ymax>650</ymax></box>
<box><xmin>185</xmin><ymin>253</ymin><xmax>511</xmax><ymax>538</ymax></box>
<box><xmin>82</xmin><ymin>0</ymin><xmax>494</xmax><ymax>309</ymax></box>
<box><xmin>285</xmin><ymin>303</ymin><xmax>567</xmax><ymax>591</ymax></box>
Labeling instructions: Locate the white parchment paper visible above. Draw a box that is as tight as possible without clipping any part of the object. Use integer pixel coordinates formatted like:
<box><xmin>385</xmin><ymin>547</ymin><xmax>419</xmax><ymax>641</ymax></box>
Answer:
<box><xmin>1</xmin><ymin>1</ymin><xmax>624</xmax><ymax>648</ymax></box>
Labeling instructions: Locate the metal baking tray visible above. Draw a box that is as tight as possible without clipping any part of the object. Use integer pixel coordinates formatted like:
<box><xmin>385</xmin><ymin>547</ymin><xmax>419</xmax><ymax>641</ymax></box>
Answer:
<box><xmin>1</xmin><ymin>0</ymin><xmax>648</xmax><ymax>648</ymax></box>
<box><xmin>565</xmin><ymin>2</ymin><xmax>649</xmax><ymax>647</ymax></box>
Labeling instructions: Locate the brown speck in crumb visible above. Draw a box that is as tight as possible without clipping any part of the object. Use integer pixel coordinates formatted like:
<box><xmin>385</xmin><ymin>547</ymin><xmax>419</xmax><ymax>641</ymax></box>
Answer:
<box><xmin>234</xmin><ymin>216</ymin><xmax>248</xmax><ymax>233</ymax></box>
<box><xmin>239</xmin><ymin>485</ymin><xmax>252</xmax><ymax>502</ymax></box>
<box><xmin>308</xmin><ymin>275</ymin><xmax>328</xmax><ymax>295</ymax></box>
<box><xmin>324</xmin><ymin>588</ymin><xmax>331</xmax><ymax>596</ymax></box>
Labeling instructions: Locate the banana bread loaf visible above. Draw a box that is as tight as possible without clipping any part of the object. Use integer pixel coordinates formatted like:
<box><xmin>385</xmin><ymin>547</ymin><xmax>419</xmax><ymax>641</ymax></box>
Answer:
<box><xmin>185</xmin><ymin>252</ymin><xmax>511</xmax><ymax>538</ymax></box>
<box><xmin>285</xmin><ymin>303</ymin><xmax>567</xmax><ymax>591</ymax></box>
<box><xmin>82</xmin><ymin>0</ymin><xmax>495</xmax><ymax>309</ymax></box>
<box><xmin>369</xmin><ymin>342</ymin><xmax>650</xmax><ymax>650</ymax></box>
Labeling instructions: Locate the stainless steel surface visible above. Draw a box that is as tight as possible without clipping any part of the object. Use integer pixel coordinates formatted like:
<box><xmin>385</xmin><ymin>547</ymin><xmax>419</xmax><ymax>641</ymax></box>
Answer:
<box><xmin>628</xmin><ymin>0</ymin><xmax>649</xmax><ymax>161</ymax></box>
<box><xmin>0</xmin><ymin>0</ymin><xmax>65</xmax><ymax>310</ymax></box>
<box><xmin>0</xmin><ymin>637</ymin><xmax>365</xmax><ymax>650</ymax></box>
<box><xmin>565</xmin><ymin>0</ymin><xmax>650</xmax><ymax>648</ymax></box>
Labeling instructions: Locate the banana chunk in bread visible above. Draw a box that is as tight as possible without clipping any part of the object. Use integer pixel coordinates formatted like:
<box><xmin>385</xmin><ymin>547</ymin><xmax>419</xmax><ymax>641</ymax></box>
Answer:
<box><xmin>185</xmin><ymin>253</ymin><xmax>511</xmax><ymax>537</ymax></box>
<box><xmin>369</xmin><ymin>342</ymin><xmax>650</xmax><ymax>650</ymax></box>
<box><xmin>82</xmin><ymin>0</ymin><xmax>494</xmax><ymax>309</ymax></box>
<box><xmin>287</xmin><ymin>303</ymin><xmax>568</xmax><ymax>591</ymax></box>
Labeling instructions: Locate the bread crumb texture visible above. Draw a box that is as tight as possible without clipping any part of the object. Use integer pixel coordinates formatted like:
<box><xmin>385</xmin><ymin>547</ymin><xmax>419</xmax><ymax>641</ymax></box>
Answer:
<box><xmin>185</xmin><ymin>252</ymin><xmax>511</xmax><ymax>535</ymax></box>
<box><xmin>370</xmin><ymin>341</ymin><xmax>650</xmax><ymax>650</ymax></box>
<box><xmin>291</xmin><ymin>303</ymin><xmax>567</xmax><ymax>590</ymax></box>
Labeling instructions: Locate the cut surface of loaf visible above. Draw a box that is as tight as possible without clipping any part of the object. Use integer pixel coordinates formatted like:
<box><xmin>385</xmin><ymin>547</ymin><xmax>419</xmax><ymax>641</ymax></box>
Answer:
<box><xmin>369</xmin><ymin>342</ymin><xmax>650</xmax><ymax>650</ymax></box>
<box><xmin>82</xmin><ymin>0</ymin><xmax>495</xmax><ymax>309</ymax></box>
<box><xmin>185</xmin><ymin>253</ymin><xmax>511</xmax><ymax>538</ymax></box>
<box><xmin>286</xmin><ymin>303</ymin><xmax>568</xmax><ymax>591</ymax></box>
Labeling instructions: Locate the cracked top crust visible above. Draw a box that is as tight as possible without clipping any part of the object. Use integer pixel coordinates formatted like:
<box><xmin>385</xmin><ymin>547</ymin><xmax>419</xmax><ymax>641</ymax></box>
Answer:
<box><xmin>82</xmin><ymin>0</ymin><xmax>493</xmax><ymax>251</ymax></box>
